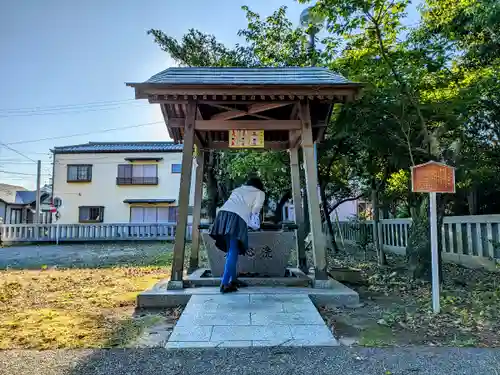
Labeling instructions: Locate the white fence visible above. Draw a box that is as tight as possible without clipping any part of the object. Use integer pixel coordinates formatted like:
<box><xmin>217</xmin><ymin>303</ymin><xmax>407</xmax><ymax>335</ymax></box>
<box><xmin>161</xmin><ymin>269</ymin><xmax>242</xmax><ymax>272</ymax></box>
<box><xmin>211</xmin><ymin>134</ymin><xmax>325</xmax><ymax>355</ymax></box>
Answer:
<box><xmin>0</xmin><ymin>223</ymin><xmax>193</xmax><ymax>243</ymax></box>
<box><xmin>336</xmin><ymin>215</ymin><xmax>500</xmax><ymax>270</ymax></box>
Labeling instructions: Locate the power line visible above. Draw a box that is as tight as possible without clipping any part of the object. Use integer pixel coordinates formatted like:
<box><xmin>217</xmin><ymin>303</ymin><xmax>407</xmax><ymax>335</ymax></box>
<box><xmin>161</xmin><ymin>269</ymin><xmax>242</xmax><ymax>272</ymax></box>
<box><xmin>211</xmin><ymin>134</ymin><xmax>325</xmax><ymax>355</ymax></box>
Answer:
<box><xmin>0</xmin><ymin>143</ymin><xmax>37</xmax><ymax>162</ymax></box>
<box><xmin>0</xmin><ymin>99</ymin><xmax>138</xmax><ymax>113</ymax></box>
<box><xmin>4</xmin><ymin>121</ymin><xmax>164</xmax><ymax>146</ymax></box>
<box><xmin>0</xmin><ymin>102</ymin><xmax>149</xmax><ymax>118</ymax></box>
<box><xmin>0</xmin><ymin>161</ymin><xmax>52</xmax><ymax>165</ymax></box>
<box><xmin>0</xmin><ymin>170</ymin><xmax>50</xmax><ymax>176</ymax></box>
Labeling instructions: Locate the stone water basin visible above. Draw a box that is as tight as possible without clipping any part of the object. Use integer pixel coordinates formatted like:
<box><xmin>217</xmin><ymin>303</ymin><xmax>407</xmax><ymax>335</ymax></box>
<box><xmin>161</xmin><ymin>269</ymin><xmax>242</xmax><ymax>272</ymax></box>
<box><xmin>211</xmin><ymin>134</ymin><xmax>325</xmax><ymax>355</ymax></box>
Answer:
<box><xmin>201</xmin><ymin>223</ymin><xmax>297</xmax><ymax>277</ymax></box>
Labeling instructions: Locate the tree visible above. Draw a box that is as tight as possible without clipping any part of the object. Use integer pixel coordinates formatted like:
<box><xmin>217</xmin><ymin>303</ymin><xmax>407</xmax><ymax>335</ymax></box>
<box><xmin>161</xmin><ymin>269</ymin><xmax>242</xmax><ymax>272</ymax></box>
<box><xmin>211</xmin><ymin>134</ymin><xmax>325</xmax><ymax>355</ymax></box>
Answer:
<box><xmin>149</xmin><ymin>1</ymin><xmax>500</xmax><ymax>278</ymax></box>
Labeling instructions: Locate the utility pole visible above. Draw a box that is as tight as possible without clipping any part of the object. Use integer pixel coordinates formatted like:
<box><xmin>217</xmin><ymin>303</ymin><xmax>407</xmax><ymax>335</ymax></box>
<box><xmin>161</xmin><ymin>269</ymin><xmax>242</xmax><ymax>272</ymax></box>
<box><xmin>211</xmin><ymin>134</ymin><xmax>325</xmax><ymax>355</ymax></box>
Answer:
<box><xmin>35</xmin><ymin>160</ymin><xmax>41</xmax><ymax>224</ymax></box>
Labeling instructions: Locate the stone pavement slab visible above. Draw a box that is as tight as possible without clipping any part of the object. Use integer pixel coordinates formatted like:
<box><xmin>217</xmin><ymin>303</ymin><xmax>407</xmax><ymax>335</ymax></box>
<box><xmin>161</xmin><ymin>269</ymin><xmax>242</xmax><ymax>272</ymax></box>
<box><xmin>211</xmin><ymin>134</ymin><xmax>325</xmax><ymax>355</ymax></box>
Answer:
<box><xmin>166</xmin><ymin>290</ymin><xmax>338</xmax><ymax>348</ymax></box>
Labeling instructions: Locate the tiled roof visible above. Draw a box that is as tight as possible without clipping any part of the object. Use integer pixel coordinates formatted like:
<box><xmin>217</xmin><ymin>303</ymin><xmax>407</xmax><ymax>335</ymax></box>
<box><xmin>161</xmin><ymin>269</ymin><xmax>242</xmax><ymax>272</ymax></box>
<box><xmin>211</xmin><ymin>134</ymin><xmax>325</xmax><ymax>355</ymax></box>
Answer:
<box><xmin>0</xmin><ymin>183</ymin><xmax>26</xmax><ymax>204</ymax></box>
<box><xmin>143</xmin><ymin>67</ymin><xmax>353</xmax><ymax>86</ymax></box>
<box><xmin>15</xmin><ymin>191</ymin><xmax>36</xmax><ymax>204</ymax></box>
<box><xmin>0</xmin><ymin>184</ymin><xmax>41</xmax><ymax>205</ymax></box>
<box><xmin>52</xmin><ymin>142</ymin><xmax>183</xmax><ymax>154</ymax></box>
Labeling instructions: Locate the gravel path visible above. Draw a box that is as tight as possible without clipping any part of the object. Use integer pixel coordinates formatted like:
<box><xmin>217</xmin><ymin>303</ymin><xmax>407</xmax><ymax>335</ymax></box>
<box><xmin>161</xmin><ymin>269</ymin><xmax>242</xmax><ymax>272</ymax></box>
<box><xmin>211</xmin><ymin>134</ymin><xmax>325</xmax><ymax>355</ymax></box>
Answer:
<box><xmin>0</xmin><ymin>242</ymin><xmax>172</xmax><ymax>269</ymax></box>
<box><xmin>1</xmin><ymin>347</ymin><xmax>499</xmax><ymax>375</ymax></box>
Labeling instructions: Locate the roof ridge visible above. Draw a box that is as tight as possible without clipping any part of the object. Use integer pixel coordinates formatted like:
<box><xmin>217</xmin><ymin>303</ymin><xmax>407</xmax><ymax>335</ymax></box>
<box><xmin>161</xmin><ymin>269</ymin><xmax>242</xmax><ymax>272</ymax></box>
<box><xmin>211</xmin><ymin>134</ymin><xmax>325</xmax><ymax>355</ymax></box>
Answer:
<box><xmin>87</xmin><ymin>141</ymin><xmax>176</xmax><ymax>145</ymax></box>
<box><xmin>54</xmin><ymin>141</ymin><xmax>177</xmax><ymax>148</ymax></box>
<box><xmin>165</xmin><ymin>66</ymin><xmax>330</xmax><ymax>69</ymax></box>
<box><xmin>52</xmin><ymin>141</ymin><xmax>183</xmax><ymax>154</ymax></box>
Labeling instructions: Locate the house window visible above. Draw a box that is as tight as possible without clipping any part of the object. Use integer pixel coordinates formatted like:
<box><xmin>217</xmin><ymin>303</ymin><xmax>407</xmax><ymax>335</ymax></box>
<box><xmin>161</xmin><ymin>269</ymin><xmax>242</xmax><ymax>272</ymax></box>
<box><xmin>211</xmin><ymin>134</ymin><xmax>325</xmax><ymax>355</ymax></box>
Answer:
<box><xmin>130</xmin><ymin>206</ymin><xmax>178</xmax><ymax>223</ymax></box>
<box><xmin>117</xmin><ymin>164</ymin><xmax>158</xmax><ymax>185</ymax></box>
<box><xmin>171</xmin><ymin>164</ymin><xmax>182</xmax><ymax>174</ymax></box>
<box><xmin>67</xmin><ymin>165</ymin><xmax>92</xmax><ymax>182</ymax></box>
<box><xmin>79</xmin><ymin>206</ymin><xmax>104</xmax><ymax>223</ymax></box>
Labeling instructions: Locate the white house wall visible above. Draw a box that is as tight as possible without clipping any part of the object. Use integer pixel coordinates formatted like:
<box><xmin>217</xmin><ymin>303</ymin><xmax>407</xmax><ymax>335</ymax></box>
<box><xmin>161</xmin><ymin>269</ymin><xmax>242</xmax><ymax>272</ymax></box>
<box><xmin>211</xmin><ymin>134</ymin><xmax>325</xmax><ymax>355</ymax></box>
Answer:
<box><xmin>53</xmin><ymin>152</ymin><xmax>196</xmax><ymax>224</ymax></box>
<box><xmin>331</xmin><ymin>200</ymin><xmax>358</xmax><ymax>222</ymax></box>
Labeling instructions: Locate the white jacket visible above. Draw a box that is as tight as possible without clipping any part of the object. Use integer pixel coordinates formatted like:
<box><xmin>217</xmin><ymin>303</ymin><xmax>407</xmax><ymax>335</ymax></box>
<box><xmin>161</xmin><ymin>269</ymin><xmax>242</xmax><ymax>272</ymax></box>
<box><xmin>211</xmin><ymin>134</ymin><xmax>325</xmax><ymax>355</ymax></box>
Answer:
<box><xmin>220</xmin><ymin>185</ymin><xmax>265</xmax><ymax>226</ymax></box>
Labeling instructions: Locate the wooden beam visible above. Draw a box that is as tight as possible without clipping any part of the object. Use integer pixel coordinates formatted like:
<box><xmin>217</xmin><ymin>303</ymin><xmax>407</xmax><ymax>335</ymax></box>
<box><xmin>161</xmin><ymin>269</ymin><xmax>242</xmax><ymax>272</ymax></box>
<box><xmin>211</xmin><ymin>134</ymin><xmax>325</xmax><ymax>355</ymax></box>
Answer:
<box><xmin>211</xmin><ymin>109</ymin><xmax>247</xmax><ymax>121</ymax></box>
<box><xmin>188</xmin><ymin>151</ymin><xmax>205</xmax><ymax>273</ymax></box>
<box><xmin>200</xmin><ymin>100</ymin><xmax>297</xmax><ymax>105</ymax></box>
<box><xmin>299</xmin><ymin>100</ymin><xmax>328</xmax><ymax>281</ymax></box>
<box><xmin>169</xmin><ymin>119</ymin><xmax>301</xmax><ymax>130</ymax></box>
<box><xmin>289</xmin><ymin>131</ymin><xmax>307</xmax><ymax>272</ymax></box>
<box><xmin>209</xmin><ymin>102</ymin><xmax>288</xmax><ymax>121</ymax></box>
<box><xmin>247</xmin><ymin>102</ymin><xmax>292</xmax><ymax>114</ymax></box>
<box><xmin>289</xmin><ymin>129</ymin><xmax>301</xmax><ymax>149</ymax></box>
<box><xmin>160</xmin><ymin>104</ymin><xmax>175</xmax><ymax>140</ymax></box>
<box><xmin>163</xmin><ymin>109</ymin><xmax>204</xmax><ymax>148</ymax></box>
<box><xmin>290</xmin><ymin>103</ymin><xmax>299</xmax><ymax>120</ymax></box>
<box><xmin>169</xmin><ymin>99</ymin><xmax>196</xmax><ymax>285</ymax></box>
<box><xmin>210</xmin><ymin>141</ymin><xmax>288</xmax><ymax>150</ymax></box>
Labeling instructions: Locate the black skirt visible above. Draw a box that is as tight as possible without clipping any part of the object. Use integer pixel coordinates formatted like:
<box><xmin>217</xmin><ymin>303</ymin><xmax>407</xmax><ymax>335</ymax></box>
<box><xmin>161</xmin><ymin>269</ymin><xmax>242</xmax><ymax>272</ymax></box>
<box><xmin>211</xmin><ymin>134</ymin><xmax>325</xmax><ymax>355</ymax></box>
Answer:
<box><xmin>209</xmin><ymin>210</ymin><xmax>249</xmax><ymax>255</ymax></box>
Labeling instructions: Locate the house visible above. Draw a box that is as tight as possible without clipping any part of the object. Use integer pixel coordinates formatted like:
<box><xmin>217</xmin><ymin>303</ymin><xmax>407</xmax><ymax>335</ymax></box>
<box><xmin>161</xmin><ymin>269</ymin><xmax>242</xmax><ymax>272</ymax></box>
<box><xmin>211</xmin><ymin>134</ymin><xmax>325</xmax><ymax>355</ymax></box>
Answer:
<box><xmin>51</xmin><ymin>142</ymin><xmax>195</xmax><ymax>225</ymax></box>
<box><xmin>331</xmin><ymin>198</ymin><xmax>373</xmax><ymax>221</ymax></box>
<box><xmin>0</xmin><ymin>183</ymin><xmax>52</xmax><ymax>224</ymax></box>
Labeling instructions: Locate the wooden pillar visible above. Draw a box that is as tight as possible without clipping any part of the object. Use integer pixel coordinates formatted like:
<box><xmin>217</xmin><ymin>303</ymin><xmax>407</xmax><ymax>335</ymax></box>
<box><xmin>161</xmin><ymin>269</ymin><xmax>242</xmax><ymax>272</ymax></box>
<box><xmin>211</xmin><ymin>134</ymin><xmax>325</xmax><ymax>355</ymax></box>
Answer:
<box><xmin>289</xmin><ymin>131</ymin><xmax>307</xmax><ymax>272</ymax></box>
<box><xmin>299</xmin><ymin>100</ymin><xmax>328</xmax><ymax>280</ymax></box>
<box><xmin>188</xmin><ymin>150</ymin><xmax>205</xmax><ymax>273</ymax></box>
<box><xmin>169</xmin><ymin>99</ymin><xmax>196</xmax><ymax>287</ymax></box>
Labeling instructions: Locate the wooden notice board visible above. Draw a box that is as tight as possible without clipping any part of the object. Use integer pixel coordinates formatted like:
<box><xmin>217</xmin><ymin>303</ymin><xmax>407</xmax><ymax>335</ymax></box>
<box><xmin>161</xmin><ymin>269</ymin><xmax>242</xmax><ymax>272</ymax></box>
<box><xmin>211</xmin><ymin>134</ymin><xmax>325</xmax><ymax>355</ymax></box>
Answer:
<box><xmin>229</xmin><ymin>130</ymin><xmax>264</xmax><ymax>148</ymax></box>
<box><xmin>411</xmin><ymin>161</ymin><xmax>455</xmax><ymax>193</ymax></box>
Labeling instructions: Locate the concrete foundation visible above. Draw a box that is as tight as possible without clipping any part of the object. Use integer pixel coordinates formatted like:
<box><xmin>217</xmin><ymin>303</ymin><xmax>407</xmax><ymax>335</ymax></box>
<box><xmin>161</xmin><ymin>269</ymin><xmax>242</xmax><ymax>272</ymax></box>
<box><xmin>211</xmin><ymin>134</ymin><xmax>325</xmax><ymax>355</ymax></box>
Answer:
<box><xmin>137</xmin><ymin>282</ymin><xmax>359</xmax><ymax>309</ymax></box>
<box><xmin>184</xmin><ymin>267</ymin><xmax>312</xmax><ymax>288</ymax></box>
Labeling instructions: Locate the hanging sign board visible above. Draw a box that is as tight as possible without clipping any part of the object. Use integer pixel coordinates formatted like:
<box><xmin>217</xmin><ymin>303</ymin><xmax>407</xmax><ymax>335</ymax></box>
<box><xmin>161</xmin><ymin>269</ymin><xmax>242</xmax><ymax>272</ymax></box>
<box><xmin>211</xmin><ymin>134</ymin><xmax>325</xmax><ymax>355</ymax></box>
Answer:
<box><xmin>411</xmin><ymin>161</ymin><xmax>456</xmax><ymax>314</ymax></box>
<box><xmin>229</xmin><ymin>130</ymin><xmax>264</xmax><ymax>148</ymax></box>
<box><xmin>411</xmin><ymin>161</ymin><xmax>455</xmax><ymax>193</ymax></box>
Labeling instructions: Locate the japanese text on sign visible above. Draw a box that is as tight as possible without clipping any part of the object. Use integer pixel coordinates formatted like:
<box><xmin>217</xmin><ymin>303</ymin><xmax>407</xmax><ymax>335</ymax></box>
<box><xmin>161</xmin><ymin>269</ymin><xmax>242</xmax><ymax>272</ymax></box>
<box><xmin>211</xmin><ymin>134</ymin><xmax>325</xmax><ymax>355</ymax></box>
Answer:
<box><xmin>229</xmin><ymin>130</ymin><xmax>264</xmax><ymax>148</ymax></box>
<box><xmin>411</xmin><ymin>161</ymin><xmax>455</xmax><ymax>193</ymax></box>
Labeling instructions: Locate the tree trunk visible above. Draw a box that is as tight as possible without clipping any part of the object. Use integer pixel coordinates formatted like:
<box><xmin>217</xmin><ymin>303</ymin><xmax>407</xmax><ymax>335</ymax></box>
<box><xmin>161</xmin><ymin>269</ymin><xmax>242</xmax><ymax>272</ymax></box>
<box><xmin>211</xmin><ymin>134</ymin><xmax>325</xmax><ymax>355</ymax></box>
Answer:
<box><xmin>406</xmin><ymin>195</ymin><xmax>432</xmax><ymax>280</ymax></box>
<box><xmin>467</xmin><ymin>190</ymin><xmax>478</xmax><ymax>215</ymax></box>
<box><xmin>205</xmin><ymin>151</ymin><xmax>218</xmax><ymax>221</ymax></box>
<box><xmin>372</xmin><ymin>189</ymin><xmax>387</xmax><ymax>265</ymax></box>
<box><xmin>320</xmin><ymin>183</ymin><xmax>340</xmax><ymax>253</ymax></box>
<box><xmin>274</xmin><ymin>190</ymin><xmax>292</xmax><ymax>223</ymax></box>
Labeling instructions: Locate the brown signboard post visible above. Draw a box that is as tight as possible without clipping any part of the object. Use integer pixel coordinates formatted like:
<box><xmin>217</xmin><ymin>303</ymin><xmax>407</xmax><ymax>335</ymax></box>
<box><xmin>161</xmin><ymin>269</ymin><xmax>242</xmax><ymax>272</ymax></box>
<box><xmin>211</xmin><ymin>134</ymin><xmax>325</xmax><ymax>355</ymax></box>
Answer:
<box><xmin>411</xmin><ymin>161</ymin><xmax>456</xmax><ymax>313</ymax></box>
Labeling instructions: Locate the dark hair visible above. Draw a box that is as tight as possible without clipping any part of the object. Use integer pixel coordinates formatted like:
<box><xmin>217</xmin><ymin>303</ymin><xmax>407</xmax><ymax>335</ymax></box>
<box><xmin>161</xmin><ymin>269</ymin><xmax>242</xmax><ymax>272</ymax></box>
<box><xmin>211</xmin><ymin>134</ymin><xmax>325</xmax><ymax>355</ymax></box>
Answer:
<box><xmin>245</xmin><ymin>176</ymin><xmax>264</xmax><ymax>192</ymax></box>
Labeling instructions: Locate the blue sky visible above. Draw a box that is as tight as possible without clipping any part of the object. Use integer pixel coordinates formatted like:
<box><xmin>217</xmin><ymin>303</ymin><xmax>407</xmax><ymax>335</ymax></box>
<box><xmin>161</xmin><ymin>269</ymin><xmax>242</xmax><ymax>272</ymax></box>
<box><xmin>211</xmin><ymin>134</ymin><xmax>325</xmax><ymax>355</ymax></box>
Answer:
<box><xmin>0</xmin><ymin>0</ymin><xmax>420</xmax><ymax>190</ymax></box>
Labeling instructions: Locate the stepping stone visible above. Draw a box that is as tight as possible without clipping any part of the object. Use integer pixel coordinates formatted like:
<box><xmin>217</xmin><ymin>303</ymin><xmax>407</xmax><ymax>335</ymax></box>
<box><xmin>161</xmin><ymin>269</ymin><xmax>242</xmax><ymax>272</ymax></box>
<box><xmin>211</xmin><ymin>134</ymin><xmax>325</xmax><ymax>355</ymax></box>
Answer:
<box><xmin>166</xmin><ymin>292</ymin><xmax>338</xmax><ymax>348</ymax></box>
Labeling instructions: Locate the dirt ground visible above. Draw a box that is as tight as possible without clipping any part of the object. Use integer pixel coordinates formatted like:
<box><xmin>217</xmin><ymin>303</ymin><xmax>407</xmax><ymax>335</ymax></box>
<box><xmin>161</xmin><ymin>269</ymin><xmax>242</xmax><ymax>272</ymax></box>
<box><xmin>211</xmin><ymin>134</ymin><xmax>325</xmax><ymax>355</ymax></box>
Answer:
<box><xmin>317</xmin><ymin>246</ymin><xmax>500</xmax><ymax>347</ymax></box>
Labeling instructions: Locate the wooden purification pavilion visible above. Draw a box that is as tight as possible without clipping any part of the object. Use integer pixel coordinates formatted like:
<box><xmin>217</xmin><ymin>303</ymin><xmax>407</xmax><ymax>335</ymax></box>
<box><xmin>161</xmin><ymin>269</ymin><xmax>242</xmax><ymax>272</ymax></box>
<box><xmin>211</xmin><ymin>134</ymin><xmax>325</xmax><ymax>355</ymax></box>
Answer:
<box><xmin>127</xmin><ymin>67</ymin><xmax>362</xmax><ymax>289</ymax></box>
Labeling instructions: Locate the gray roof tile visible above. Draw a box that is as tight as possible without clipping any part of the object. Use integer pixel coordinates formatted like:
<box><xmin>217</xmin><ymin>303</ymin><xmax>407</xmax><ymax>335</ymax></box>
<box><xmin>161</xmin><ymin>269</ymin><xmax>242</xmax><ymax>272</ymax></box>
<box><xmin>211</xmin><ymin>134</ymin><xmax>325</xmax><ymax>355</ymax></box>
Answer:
<box><xmin>144</xmin><ymin>67</ymin><xmax>352</xmax><ymax>85</ymax></box>
<box><xmin>53</xmin><ymin>142</ymin><xmax>183</xmax><ymax>154</ymax></box>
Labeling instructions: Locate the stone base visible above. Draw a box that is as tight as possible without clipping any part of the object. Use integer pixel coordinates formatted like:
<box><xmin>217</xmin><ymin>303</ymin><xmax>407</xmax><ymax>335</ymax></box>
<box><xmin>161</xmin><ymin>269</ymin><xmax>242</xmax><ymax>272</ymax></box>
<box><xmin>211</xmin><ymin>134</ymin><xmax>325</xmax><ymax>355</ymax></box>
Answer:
<box><xmin>166</xmin><ymin>280</ymin><xmax>184</xmax><ymax>290</ymax></box>
<box><xmin>137</xmin><ymin>283</ymin><xmax>359</xmax><ymax>309</ymax></box>
<box><xmin>184</xmin><ymin>267</ymin><xmax>312</xmax><ymax>288</ymax></box>
<box><xmin>202</xmin><ymin>231</ymin><xmax>295</xmax><ymax>277</ymax></box>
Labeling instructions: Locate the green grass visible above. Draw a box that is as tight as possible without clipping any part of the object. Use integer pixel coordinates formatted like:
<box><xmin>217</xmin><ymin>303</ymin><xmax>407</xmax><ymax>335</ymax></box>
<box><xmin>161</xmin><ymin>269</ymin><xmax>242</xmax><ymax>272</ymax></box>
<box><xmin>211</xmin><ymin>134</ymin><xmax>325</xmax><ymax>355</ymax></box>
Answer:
<box><xmin>0</xmin><ymin>254</ymin><xmax>172</xmax><ymax>349</ymax></box>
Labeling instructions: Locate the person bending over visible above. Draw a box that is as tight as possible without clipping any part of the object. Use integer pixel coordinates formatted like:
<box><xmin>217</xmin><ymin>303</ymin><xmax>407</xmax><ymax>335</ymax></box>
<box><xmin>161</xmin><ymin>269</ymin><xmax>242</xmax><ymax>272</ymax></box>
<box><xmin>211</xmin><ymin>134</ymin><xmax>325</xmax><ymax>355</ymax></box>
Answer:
<box><xmin>209</xmin><ymin>177</ymin><xmax>265</xmax><ymax>294</ymax></box>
